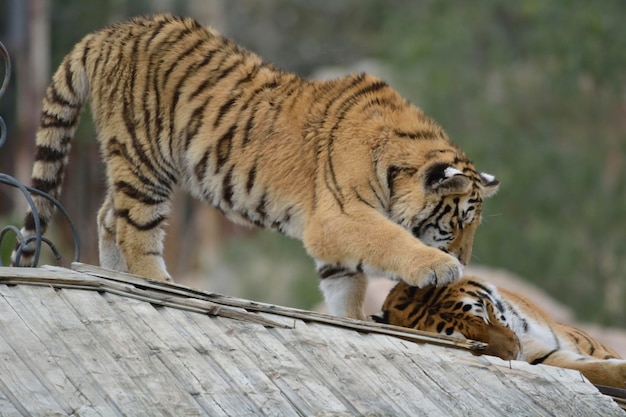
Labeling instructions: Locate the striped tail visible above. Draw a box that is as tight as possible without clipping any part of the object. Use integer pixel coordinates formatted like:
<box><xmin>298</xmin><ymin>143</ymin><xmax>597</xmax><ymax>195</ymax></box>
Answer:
<box><xmin>11</xmin><ymin>43</ymin><xmax>89</xmax><ymax>266</ymax></box>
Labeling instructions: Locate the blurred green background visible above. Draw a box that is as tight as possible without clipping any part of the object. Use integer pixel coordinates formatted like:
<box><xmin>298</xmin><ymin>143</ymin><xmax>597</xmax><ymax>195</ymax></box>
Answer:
<box><xmin>1</xmin><ymin>0</ymin><xmax>624</xmax><ymax>326</ymax></box>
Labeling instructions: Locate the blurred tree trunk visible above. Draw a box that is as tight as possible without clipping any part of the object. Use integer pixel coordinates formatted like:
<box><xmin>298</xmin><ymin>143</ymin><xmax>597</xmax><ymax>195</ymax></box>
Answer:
<box><xmin>14</xmin><ymin>0</ymin><xmax>49</xmax><ymax>187</ymax></box>
<box><xmin>601</xmin><ymin>106</ymin><xmax>626</xmax><ymax>320</ymax></box>
<box><xmin>2</xmin><ymin>0</ymin><xmax>48</xmax><ymax>214</ymax></box>
<box><xmin>0</xmin><ymin>1</ymin><xmax>19</xmax><ymax>215</ymax></box>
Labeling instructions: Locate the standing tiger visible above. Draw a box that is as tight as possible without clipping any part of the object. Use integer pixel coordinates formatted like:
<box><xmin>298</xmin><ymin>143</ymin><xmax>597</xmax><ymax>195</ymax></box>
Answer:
<box><xmin>376</xmin><ymin>277</ymin><xmax>626</xmax><ymax>388</ymax></box>
<box><xmin>12</xmin><ymin>14</ymin><xmax>499</xmax><ymax>320</ymax></box>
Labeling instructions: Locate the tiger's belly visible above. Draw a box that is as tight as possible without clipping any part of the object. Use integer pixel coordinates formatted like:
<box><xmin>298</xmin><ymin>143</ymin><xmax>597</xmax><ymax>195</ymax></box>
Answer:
<box><xmin>221</xmin><ymin>204</ymin><xmax>305</xmax><ymax>239</ymax></box>
<box><xmin>181</xmin><ymin>167</ymin><xmax>306</xmax><ymax>240</ymax></box>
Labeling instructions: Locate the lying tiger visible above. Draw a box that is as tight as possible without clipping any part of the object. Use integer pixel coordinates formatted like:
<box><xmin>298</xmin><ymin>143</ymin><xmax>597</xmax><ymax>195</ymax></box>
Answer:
<box><xmin>375</xmin><ymin>277</ymin><xmax>626</xmax><ymax>388</ymax></box>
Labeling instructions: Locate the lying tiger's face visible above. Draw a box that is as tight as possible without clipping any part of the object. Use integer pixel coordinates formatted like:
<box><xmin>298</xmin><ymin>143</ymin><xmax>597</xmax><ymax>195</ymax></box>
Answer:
<box><xmin>387</xmin><ymin>160</ymin><xmax>499</xmax><ymax>265</ymax></box>
<box><xmin>378</xmin><ymin>279</ymin><xmax>522</xmax><ymax>361</ymax></box>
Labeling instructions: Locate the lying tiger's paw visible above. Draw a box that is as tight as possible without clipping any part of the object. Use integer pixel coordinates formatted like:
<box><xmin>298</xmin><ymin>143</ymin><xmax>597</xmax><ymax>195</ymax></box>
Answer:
<box><xmin>407</xmin><ymin>250</ymin><xmax>462</xmax><ymax>287</ymax></box>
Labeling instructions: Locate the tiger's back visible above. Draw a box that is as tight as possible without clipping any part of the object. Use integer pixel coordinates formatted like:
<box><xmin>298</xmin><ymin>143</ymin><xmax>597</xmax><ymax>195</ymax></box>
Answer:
<box><xmin>379</xmin><ymin>277</ymin><xmax>626</xmax><ymax>388</ymax></box>
<box><xmin>14</xmin><ymin>14</ymin><xmax>499</xmax><ymax>321</ymax></box>
<box><xmin>78</xmin><ymin>14</ymin><xmax>314</xmax><ymax>238</ymax></box>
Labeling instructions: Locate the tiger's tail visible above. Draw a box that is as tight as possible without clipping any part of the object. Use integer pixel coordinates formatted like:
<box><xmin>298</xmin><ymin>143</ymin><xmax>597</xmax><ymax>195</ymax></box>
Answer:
<box><xmin>11</xmin><ymin>40</ymin><xmax>90</xmax><ymax>266</ymax></box>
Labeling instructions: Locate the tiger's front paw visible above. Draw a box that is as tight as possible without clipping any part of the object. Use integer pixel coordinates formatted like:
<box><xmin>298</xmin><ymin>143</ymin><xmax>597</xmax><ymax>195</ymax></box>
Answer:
<box><xmin>407</xmin><ymin>250</ymin><xmax>462</xmax><ymax>287</ymax></box>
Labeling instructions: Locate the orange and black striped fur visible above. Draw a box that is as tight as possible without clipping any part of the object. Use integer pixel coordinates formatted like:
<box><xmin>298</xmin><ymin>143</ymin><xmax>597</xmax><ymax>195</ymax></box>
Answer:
<box><xmin>376</xmin><ymin>277</ymin><xmax>626</xmax><ymax>388</ymax></box>
<box><xmin>12</xmin><ymin>14</ymin><xmax>499</xmax><ymax>319</ymax></box>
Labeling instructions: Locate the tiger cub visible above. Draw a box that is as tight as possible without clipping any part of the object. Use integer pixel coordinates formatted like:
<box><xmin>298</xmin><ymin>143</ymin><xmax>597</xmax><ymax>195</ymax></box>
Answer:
<box><xmin>12</xmin><ymin>14</ymin><xmax>499</xmax><ymax>320</ymax></box>
<box><xmin>376</xmin><ymin>277</ymin><xmax>626</xmax><ymax>388</ymax></box>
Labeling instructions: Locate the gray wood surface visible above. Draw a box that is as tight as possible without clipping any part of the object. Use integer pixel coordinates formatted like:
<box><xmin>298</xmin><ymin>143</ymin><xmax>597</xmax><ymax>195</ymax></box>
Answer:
<box><xmin>0</xmin><ymin>265</ymin><xmax>623</xmax><ymax>416</ymax></box>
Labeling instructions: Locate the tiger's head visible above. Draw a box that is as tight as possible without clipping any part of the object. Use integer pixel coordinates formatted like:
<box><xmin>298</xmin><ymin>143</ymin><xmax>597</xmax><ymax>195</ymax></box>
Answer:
<box><xmin>382</xmin><ymin>143</ymin><xmax>499</xmax><ymax>266</ymax></box>
<box><xmin>376</xmin><ymin>279</ymin><xmax>521</xmax><ymax>361</ymax></box>
<box><xmin>337</xmin><ymin>91</ymin><xmax>498</xmax><ymax>267</ymax></box>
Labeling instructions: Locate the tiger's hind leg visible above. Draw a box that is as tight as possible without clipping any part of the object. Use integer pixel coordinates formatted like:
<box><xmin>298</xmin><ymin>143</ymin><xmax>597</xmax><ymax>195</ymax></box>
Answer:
<box><xmin>100</xmin><ymin>148</ymin><xmax>175</xmax><ymax>281</ymax></box>
<box><xmin>111</xmin><ymin>184</ymin><xmax>173</xmax><ymax>282</ymax></box>
<box><xmin>317</xmin><ymin>262</ymin><xmax>368</xmax><ymax>320</ymax></box>
<box><xmin>97</xmin><ymin>191</ymin><xmax>128</xmax><ymax>272</ymax></box>
<box><xmin>542</xmin><ymin>351</ymin><xmax>626</xmax><ymax>388</ymax></box>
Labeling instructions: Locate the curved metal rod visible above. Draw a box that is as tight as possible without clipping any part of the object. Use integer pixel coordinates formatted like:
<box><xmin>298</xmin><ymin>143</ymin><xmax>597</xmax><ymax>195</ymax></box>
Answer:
<box><xmin>24</xmin><ymin>183</ymin><xmax>81</xmax><ymax>263</ymax></box>
<box><xmin>0</xmin><ymin>174</ymin><xmax>42</xmax><ymax>266</ymax></box>
<box><xmin>0</xmin><ymin>41</ymin><xmax>10</xmax><ymax>148</ymax></box>
<box><xmin>22</xmin><ymin>235</ymin><xmax>63</xmax><ymax>261</ymax></box>
<box><xmin>0</xmin><ymin>174</ymin><xmax>81</xmax><ymax>266</ymax></box>
<box><xmin>0</xmin><ymin>226</ymin><xmax>62</xmax><ymax>266</ymax></box>
<box><xmin>0</xmin><ymin>117</ymin><xmax>6</xmax><ymax>149</ymax></box>
<box><xmin>0</xmin><ymin>41</ymin><xmax>10</xmax><ymax>98</ymax></box>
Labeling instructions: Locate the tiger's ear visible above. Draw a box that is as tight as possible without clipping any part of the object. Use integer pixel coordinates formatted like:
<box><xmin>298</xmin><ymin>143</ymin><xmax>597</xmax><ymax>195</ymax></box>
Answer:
<box><xmin>425</xmin><ymin>163</ymin><xmax>472</xmax><ymax>196</ymax></box>
<box><xmin>479</xmin><ymin>172</ymin><xmax>500</xmax><ymax>198</ymax></box>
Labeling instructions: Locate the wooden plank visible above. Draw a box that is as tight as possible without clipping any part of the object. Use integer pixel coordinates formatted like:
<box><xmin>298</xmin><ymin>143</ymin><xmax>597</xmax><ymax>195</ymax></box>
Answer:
<box><xmin>331</xmin><ymin>324</ymin><xmax>495</xmax><ymax>416</ymax></box>
<box><xmin>0</xmin><ymin>375</ymin><xmax>38</xmax><ymax>417</ymax></box>
<box><xmin>262</xmin><ymin>312</ymin><xmax>512</xmax><ymax>416</ymax></box>
<box><xmin>252</xmin><ymin>312</ymin><xmax>428</xmax><ymax>415</ymax></box>
<box><xmin>104</xmin><ymin>294</ymin><xmax>236</xmax><ymax>416</ymax></box>
<box><xmin>13</xmin><ymin>286</ymin><xmax>125</xmax><ymax>416</ymax></box>
<box><xmin>162</xmin><ymin>307</ymin><xmax>282</xmax><ymax>416</ymax></box>
<box><xmin>430</xmin><ymin>344</ymin><xmax>623</xmax><ymax>417</ymax></box>
<box><xmin>69</xmin><ymin>263</ymin><xmax>171</xmax><ymax>287</ymax></box>
<box><xmin>484</xmin><ymin>357</ymin><xmax>625</xmax><ymax>417</ymax></box>
<box><xmin>0</xmin><ymin>265</ymin><xmax>91</xmax><ymax>280</ymax></box>
<box><xmin>0</xmin><ymin>284</ymin><xmax>115</xmax><ymax>416</ymax></box>
<box><xmin>596</xmin><ymin>386</ymin><xmax>626</xmax><ymax>412</ymax></box>
<box><xmin>59</xmin><ymin>288</ymin><xmax>207</xmax><ymax>416</ymax></box>
<box><xmin>212</xmin><ymin>314</ymin><xmax>355</xmax><ymax>416</ymax></box>
<box><xmin>15</xmin><ymin>283</ymin><xmax>186</xmax><ymax>416</ymax></box>
<box><xmin>416</xmin><ymin>343</ymin><xmax>551</xmax><ymax>416</ymax></box>
<box><xmin>0</xmin><ymin>288</ymin><xmax>67</xmax><ymax>416</ymax></box>
<box><xmin>313</xmin><ymin>326</ymin><xmax>461</xmax><ymax>416</ymax></box>
<box><xmin>321</xmin><ymin>329</ymin><xmax>476</xmax><ymax>417</ymax></box>
<box><xmin>376</xmin><ymin>340</ymin><xmax>481</xmax><ymax>416</ymax></box>
<box><xmin>423</xmin><ymin>344</ymin><xmax>554</xmax><ymax>416</ymax></box>
<box><xmin>1</xmin><ymin>271</ymin><xmax>290</xmax><ymax>329</ymax></box>
<box><xmin>1</xmin><ymin>284</ymin><xmax>116</xmax><ymax>416</ymax></box>
<box><xmin>338</xmin><ymin>328</ymin><xmax>615</xmax><ymax>417</ymax></box>
<box><xmin>165</xmin><ymin>307</ymin><xmax>300</xmax><ymax>417</ymax></box>
<box><xmin>268</xmin><ymin>319</ymin><xmax>417</xmax><ymax>416</ymax></box>
<box><xmin>5</xmin><ymin>284</ymin><xmax>163</xmax><ymax>416</ymax></box>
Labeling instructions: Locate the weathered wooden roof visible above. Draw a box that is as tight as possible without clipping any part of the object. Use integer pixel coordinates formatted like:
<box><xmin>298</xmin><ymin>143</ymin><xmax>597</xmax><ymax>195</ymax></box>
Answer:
<box><xmin>0</xmin><ymin>264</ymin><xmax>623</xmax><ymax>417</ymax></box>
